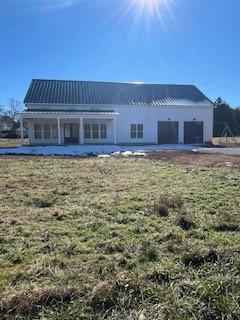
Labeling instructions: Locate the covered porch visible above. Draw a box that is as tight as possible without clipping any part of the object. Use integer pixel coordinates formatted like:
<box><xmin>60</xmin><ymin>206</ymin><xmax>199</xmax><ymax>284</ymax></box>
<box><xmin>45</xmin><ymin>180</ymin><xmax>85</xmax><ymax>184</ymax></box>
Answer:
<box><xmin>19</xmin><ymin>111</ymin><xmax>118</xmax><ymax>146</ymax></box>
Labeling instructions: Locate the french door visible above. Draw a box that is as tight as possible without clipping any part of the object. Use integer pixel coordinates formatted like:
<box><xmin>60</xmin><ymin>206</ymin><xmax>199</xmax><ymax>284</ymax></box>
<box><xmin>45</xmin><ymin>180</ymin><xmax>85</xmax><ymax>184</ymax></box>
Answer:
<box><xmin>64</xmin><ymin>124</ymin><xmax>79</xmax><ymax>144</ymax></box>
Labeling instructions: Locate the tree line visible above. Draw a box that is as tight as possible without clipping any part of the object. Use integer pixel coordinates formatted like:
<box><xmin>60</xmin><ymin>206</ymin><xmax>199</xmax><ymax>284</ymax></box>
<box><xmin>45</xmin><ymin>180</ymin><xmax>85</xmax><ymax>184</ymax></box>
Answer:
<box><xmin>213</xmin><ymin>98</ymin><xmax>240</xmax><ymax>137</ymax></box>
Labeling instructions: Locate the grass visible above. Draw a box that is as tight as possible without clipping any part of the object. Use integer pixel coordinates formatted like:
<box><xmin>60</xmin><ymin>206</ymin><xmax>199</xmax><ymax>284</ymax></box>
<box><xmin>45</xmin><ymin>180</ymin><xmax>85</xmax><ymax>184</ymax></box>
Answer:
<box><xmin>0</xmin><ymin>156</ymin><xmax>239</xmax><ymax>319</ymax></box>
<box><xmin>212</xmin><ymin>136</ymin><xmax>240</xmax><ymax>146</ymax></box>
<box><xmin>0</xmin><ymin>138</ymin><xmax>28</xmax><ymax>148</ymax></box>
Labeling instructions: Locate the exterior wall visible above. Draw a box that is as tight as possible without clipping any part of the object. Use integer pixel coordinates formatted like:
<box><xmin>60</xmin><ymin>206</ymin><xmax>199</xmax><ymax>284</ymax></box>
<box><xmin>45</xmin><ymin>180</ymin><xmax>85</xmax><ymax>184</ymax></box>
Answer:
<box><xmin>28</xmin><ymin>119</ymin><xmax>59</xmax><ymax>145</ymax></box>
<box><xmin>83</xmin><ymin>119</ymin><xmax>114</xmax><ymax>144</ymax></box>
<box><xmin>27</xmin><ymin>118</ymin><xmax>114</xmax><ymax>145</ymax></box>
<box><xmin>112</xmin><ymin>106</ymin><xmax>214</xmax><ymax>144</ymax></box>
<box><xmin>26</xmin><ymin>104</ymin><xmax>214</xmax><ymax>144</ymax></box>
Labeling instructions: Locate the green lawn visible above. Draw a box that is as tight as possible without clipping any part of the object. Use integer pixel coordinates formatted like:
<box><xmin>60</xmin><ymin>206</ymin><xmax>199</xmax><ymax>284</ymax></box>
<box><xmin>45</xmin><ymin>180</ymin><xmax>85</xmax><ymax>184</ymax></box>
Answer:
<box><xmin>0</xmin><ymin>156</ymin><xmax>239</xmax><ymax>319</ymax></box>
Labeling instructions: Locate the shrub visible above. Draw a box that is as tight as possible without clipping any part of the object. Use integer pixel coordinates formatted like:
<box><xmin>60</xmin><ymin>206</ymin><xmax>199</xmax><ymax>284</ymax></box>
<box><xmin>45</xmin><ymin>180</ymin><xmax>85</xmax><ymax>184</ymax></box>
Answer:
<box><xmin>158</xmin><ymin>194</ymin><xmax>183</xmax><ymax>209</ymax></box>
<box><xmin>154</xmin><ymin>194</ymin><xmax>183</xmax><ymax>217</ymax></box>
<box><xmin>155</xmin><ymin>204</ymin><xmax>169</xmax><ymax>217</ymax></box>
<box><xmin>177</xmin><ymin>216</ymin><xmax>197</xmax><ymax>230</ymax></box>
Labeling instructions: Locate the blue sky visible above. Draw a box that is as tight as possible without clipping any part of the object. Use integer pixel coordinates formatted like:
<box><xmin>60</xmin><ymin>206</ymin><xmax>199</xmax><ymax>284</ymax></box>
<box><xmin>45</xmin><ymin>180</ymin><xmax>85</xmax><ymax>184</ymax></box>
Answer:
<box><xmin>0</xmin><ymin>0</ymin><xmax>240</xmax><ymax>106</ymax></box>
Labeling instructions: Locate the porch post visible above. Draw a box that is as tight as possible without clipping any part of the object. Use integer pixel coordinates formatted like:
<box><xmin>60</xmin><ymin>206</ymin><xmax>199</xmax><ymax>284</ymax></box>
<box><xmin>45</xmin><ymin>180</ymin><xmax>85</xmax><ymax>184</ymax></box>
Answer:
<box><xmin>80</xmin><ymin>118</ymin><xmax>84</xmax><ymax>145</ymax></box>
<box><xmin>57</xmin><ymin>118</ymin><xmax>61</xmax><ymax>145</ymax></box>
<box><xmin>114</xmin><ymin>117</ymin><xmax>117</xmax><ymax>145</ymax></box>
<box><xmin>20</xmin><ymin>116</ymin><xmax>24</xmax><ymax>146</ymax></box>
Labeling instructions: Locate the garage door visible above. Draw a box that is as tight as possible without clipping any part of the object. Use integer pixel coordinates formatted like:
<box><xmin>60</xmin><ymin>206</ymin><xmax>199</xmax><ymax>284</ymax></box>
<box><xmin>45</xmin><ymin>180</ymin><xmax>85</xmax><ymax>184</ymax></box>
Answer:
<box><xmin>158</xmin><ymin>121</ymin><xmax>179</xmax><ymax>144</ymax></box>
<box><xmin>184</xmin><ymin>121</ymin><xmax>203</xmax><ymax>144</ymax></box>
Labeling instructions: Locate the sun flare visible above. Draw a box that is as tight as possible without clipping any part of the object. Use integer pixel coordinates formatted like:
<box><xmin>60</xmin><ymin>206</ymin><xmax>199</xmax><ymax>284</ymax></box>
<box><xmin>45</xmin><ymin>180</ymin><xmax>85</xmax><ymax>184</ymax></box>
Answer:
<box><xmin>136</xmin><ymin>0</ymin><xmax>167</xmax><ymax>15</ymax></box>
<box><xmin>126</xmin><ymin>0</ymin><xmax>176</xmax><ymax>28</ymax></box>
<box><xmin>135</xmin><ymin>0</ymin><xmax>165</xmax><ymax>14</ymax></box>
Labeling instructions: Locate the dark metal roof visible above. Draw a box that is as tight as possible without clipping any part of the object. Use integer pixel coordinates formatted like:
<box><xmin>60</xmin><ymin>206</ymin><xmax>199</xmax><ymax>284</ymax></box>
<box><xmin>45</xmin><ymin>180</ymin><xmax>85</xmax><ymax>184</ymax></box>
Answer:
<box><xmin>24</xmin><ymin>79</ymin><xmax>213</xmax><ymax>106</ymax></box>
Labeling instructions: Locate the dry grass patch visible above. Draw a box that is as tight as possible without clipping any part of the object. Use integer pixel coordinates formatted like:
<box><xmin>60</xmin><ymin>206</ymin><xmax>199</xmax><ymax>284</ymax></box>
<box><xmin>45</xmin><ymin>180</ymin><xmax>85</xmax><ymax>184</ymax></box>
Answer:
<box><xmin>154</xmin><ymin>193</ymin><xmax>183</xmax><ymax>217</ymax></box>
<box><xmin>0</xmin><ymin>286</ymin><xmax>80</xmax><ymax>316</ymax></box>
<box><xmin>0</xmin><ymin>156</ymin><xmax>239</xmax><ymax>319</ymax></box>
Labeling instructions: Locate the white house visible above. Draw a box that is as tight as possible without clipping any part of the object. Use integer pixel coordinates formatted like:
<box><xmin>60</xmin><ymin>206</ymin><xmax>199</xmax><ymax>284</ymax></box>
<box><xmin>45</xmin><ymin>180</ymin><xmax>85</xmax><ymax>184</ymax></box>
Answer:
<box><xmin>20</xmin><ymin>79</ymin><xmax>214</xmax><ymax>145</ymax></box>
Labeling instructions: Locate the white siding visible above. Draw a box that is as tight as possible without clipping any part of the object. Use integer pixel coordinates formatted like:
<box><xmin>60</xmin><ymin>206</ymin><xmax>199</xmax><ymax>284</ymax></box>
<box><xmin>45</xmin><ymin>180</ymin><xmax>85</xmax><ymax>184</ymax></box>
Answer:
<box><xmin>113</xmin><ymin>106</ymin><xmax>213</xmax><ymax>144</ymax></box>
<box><xmin>26</xmin><ymin>104</ymin><xmax>214</xmax><ymax>144</ymax></box>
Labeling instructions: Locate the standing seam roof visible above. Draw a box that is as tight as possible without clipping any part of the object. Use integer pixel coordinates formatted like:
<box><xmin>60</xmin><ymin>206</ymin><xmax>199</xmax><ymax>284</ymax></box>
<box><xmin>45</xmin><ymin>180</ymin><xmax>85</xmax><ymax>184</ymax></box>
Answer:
<box><xmin>24</xmin><ymin>79</ymin><xmax>214</xmax><ymax>106</ymax></box>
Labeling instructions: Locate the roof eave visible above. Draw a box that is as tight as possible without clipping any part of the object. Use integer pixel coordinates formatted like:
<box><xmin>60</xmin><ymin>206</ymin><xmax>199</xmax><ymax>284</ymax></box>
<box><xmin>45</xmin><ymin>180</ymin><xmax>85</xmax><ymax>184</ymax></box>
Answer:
<box><xmin>24</xmin><ymin>102</ymin><xmax>214</xmax><ymax>108</ymax></box>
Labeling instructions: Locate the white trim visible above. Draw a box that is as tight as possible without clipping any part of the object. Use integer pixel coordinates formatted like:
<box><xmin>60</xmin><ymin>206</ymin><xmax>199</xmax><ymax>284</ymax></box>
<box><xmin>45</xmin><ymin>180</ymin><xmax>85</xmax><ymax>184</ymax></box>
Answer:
<box><xmin>20</xmin><ymin>113</ymin><xmax>118</xmax><ymax>119</ymax></box>
<box><xmin>20</xmin><ymin>117</ymin><xmax>24</xmax><ymax>146</ymax></box>
<box><xmin>80</xmin><ymin>118</ymin><xmax>83</xmax><ymax>145</ymax></box>
<box><xmin>114</xmin><ymin>117</ymin><xmax>117</xmax><ymax>145</ymax></box>
<box><xmin>57</xmin><ymin>118</ymin><xmax>61</xmax><ymax>145</ymax></box>
<box><xmin>83</xmin><ymin>123</ymin><xmax>107</xmax><ymax>140</ymax></box>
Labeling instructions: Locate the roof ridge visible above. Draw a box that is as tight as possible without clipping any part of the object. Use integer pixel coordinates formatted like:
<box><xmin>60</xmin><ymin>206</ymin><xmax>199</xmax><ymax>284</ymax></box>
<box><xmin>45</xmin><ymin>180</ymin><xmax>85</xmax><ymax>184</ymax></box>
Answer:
<box><xmin>31</xmin><ymin>79</ymin><xmax>196</xmax><ymax>87</ymax></box>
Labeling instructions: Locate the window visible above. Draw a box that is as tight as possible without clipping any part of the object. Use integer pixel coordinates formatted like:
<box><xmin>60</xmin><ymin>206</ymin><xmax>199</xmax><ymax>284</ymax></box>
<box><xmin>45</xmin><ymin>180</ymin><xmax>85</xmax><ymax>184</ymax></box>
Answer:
<box><xmin>100</xmin><ymin>124</ymin><xmax>107</xmax><ymax>139</ymax></box>
<box><xmin>92</xmin><ymin>124</ymin><xmax>99</xmax><ymax>139</ymax></box>
<box><xmin>34</xmin><ymin>124</ymin><xmax>42</xmax><ymax>139</ymax></box>
<box><xmin>137</xmin><ymin>124</ymin><xmax>143</xmax><ymax>138</ymax></box>
<box><xmin>84</xmin><ymin>124</ymin><xmax>91</xmax><ymax>139</ymax></box>
<box><xmin>43</xmin><ymin>124</ymin><xmax>51</xmax><ymax>139</ymax></box>
<box><xmin>131</xmin><ymin>124</ymin><xmax>143</xmax><ymax>138</ymax></box>
<box><xmin>52</xmin><ymin>124</ymin><xmax>58</xmax><ymax>139</ymax></box>
<box><xmin>131</xmin><ymin>124</ymin><xmax>137</xmax><ymax>138</ymax></box>
<box><xmin>84</xmin><ymin>123</ymin><xmax>107</xmax><ymax>139</ymax></box>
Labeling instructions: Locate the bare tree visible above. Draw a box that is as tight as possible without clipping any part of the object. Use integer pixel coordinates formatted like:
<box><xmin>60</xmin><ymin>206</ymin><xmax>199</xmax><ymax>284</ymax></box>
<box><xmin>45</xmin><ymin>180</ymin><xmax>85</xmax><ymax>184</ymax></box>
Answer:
<box><xmin>5</xmin><ymin>98</ymin><xmax>23</xmax><ymax>122</ymax></box>
<box><xmin>0</xmin><ymin>103</ymin><xmax>4</xmax><ymax>115</ymax></box>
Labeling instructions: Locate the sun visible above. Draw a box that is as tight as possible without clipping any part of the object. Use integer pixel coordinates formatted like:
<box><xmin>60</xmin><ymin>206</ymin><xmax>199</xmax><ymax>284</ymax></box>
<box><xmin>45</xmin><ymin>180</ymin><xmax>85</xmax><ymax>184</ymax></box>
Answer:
<box><xmin>109</xmin><ymin>0</ymin><xmax>176</xmax><ymax>41</ymax></box>
<box><xmin>124</xmin><ymin>0</ymin><xmax>176</xmax><ymax>28</ymax></box>
<box><xmin>136</xmin><ymin>0</ymin><xmax>166</xmax><ymax>15</ymax></box>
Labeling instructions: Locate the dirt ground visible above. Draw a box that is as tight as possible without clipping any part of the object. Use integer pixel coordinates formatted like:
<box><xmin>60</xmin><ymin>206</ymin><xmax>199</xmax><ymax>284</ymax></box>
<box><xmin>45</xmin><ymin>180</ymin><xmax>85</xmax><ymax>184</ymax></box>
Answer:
<box><xmin>0</xmin><ymin>151</ymin><xmax>240</xmax><ymax>168</ymax></box>
<box><xmin>146</xmin><ymin>151</ymin><xmax>240</xmax><ymax>168</ymax></box>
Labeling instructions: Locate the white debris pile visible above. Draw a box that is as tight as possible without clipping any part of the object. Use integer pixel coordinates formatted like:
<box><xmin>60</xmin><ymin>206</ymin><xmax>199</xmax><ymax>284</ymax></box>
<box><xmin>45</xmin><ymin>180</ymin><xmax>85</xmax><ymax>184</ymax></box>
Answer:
<box><xmin>121</xmin><ymin>151</ymin><xmax>133</xmax><ymax>156</ymax></box>
<box><xmin>132</xmin><ymin>152</ymin><xmax>146</xmax><ymax>156</ymax></box>
<box><xmin>97</xmin><ymin>154</ymin><xmax>111</xmax><ymax>158</ymax></box>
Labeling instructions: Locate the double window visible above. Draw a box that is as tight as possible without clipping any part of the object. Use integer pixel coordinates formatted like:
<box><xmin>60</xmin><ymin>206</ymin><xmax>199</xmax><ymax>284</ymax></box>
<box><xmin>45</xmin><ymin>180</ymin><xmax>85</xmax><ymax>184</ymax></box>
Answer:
<box><xmin>52</xmin><ymin>124</ymin><xmax>58</xmax><ymax>139</ymax></box>
<box><xmin>84</xmin><ymin>123</ymin><xmax>107</xmax><ymax>139</ymax></box>
<box><xmin>34</xmin><ymin>123</ymin><xmax>58</xmax><ymax>140</ymax></box>
<box><xmin>43</xmin><ymin>124</ymin><xmax>51</xmax><ymax>139</ymax></box>
<box><xmin>131</xmin><ymin>124</ymin><xmax>143</xmax><ymax>139</ymax></box>
<box><xmin>34</xmin><ymin>124</ymin><xmax>42</xmax><ymax>140</ymax></box>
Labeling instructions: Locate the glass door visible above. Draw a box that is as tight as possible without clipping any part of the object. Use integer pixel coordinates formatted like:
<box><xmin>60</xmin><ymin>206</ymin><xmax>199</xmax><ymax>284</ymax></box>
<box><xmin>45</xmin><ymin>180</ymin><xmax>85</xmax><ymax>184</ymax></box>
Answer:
<box><xmin>64</xmin><ymin>124</ymin><xmax>79</xmax><ymax>144</ymax></box>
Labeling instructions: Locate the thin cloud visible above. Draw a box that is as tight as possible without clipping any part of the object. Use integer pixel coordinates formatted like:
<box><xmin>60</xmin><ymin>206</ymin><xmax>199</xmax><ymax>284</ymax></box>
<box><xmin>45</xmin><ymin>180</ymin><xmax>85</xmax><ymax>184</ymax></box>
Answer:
<box><xmin>1</xmin><ymin>0</ymin><xmax>78</xmax><ymax>13</ymax></box>
<box><xmin>40</xmin><ymin>0</ymin><xmax>76</xmax><ymax>12</ymax></box>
